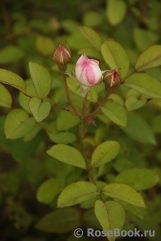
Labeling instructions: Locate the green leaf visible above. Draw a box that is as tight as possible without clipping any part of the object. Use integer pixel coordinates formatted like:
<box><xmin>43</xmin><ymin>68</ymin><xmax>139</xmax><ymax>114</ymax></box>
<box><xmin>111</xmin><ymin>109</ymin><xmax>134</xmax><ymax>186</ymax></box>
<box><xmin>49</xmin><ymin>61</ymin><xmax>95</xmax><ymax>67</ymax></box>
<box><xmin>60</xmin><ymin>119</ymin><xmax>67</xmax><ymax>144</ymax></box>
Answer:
<box><xmin>0</xmin><ymin>45</ymin><xmax>25</xmax><ymax>64</ymax></box>
<box><xmin>29</xmin><ymin>62</ymin><xmax>51</xmax><ymax>99</ymax></box>
<box><xmin>18</xmin><ymin>80</ymin><xmax>39</xmax><ymax>113</ymax></box>
<box><xmin>78</xmin><ymin>47</ymin><xmax>102</xmax><ymax>60</ymax></box>
<box><xmin>0</xmin><ymin>83</ymin><xmax>12</xmax><ymax>108</ymax></box>
<box><xmin>24</xmin><ymin>124</ymin><xmax>41</xmax><ymax>142</ymax></box>
<box><xmin>101</xmin><ymin>40</ymin><xmax>129</xmax><ymax>78</ymax></box>
<box><xmin>152</xmin><ymin>114</ymin><xmax>161</xmax><ymax>133</ymax></box>
<box><xmin>79</xmin><ymin>26</ymin><xmax>102</xmax><ymax>50</ymax></box>
<box><xmin>106</xmin><ymin>0</ymin><xmax>127</xmax><ymax>26</ymax></box>
<box><xmin>67</xmin><ymin>31</ymin><xmax>92</xmax><ymax>50</ymax></box>
<box><xmin>29</xmin><ymin>97</ymin><xmax>51</xmax><ymax>122</ymax></box>
<box><xmin>102</xmin><ymin>183</ymin><xmax>145</xmax><ymax>207</ymax></box>
<box><xmin>58</xmin><ymin>181</ymin><xmax>99</xmax><ymax>207</ymax></box>
<box><xmin>83</xmin><ymin>209</ymin><xmax>101</xmax><ymax>229</ymax></box>
<box><xmin>91</xmin><ymin>140</ymin><xmax>120</xmax><ymax>167</ymax></box>
<box><xmin>121</xmin><ymin>114</ymin><xmax>156</xmax><ymax>145</ymax></box>
<box><xmin>56</xmin><ymin>110</ymin><xmax>79</xmax><ymax>131</ymax></box>
<box><xmin>37</xmin><ymin>178</ymin><xmax>59</xmax><ymax>204</ymax></box>
<box><xmin>47</xmin><ymin>144</ymin><xmax>86</xmax><ymax>169</ymax></box>
<box><xmin>118</xmin><ymin>200</ymin><xmax>147</xmax><ymax>219</ymax></box>
<box><xmin>115</xmin><ymin>168</ymin><xmax>159</xmax><ymax>190</ymax></box>
<box><xmin>61</xmin><ymin>19</ymin><xmax>78</xmax><ymax>33</ymax></box>
<box><xmin>18</xmin><ymin>92</ymin><xmax>31</xmax><ymax>114</ymax></box>
<box><xmin>101</xmin><ymin>101</ymin><xmax>127</xmax><ymax>126</ymax></box>
<box><xmin>133</xmin><ymin>28</ymin><xmax>159</xmax><ymax>51</ymax></box>
<box><xmin>95</xmin><ymin>200</ymin><xmax>125</xmax><ymax>241</ymax></box>
<box><xmin>124</xmin><ymin>73</ymin><xmax>161</xmax><ymax>98</ymax></box>
<box><xmin>48</xmin><ymin>132</ymin><xmax>76</xmax><ymax>144</ymax></box>
<box><xmin>4</xmin><ymin>109</ymin><xmax>36</xmax><ymax>139</ymax></box>
<box><xmin>0</xmin><ymin>69</ymin><xmax>26</xmax><ymax>93</ymax></box>
<box><xmin>108</xmin><ymin>94</ymin><xmax>124</xmax><ymax>105</ymax></box>
<box><xmin>36</xmin><ymin>208</ymin><xmax>81</xmax><ymax>233</ymax></box>
<box><xmin>36</xmin><ymin>35</ymin><xmax>55</xmax><ymax>56</ymax></box>
<box><xmin>11</xmin><ymin>135</ymin><xmax>42</xmax><ymax>162</ymax></box>
<box><xmin>135</xmin><ymin>45</ymin><xmax>161</xmax><ymax>71</ymax></box>
<box><xmin>113</xmin><ymin>158</ymin><xmax>134</xmax><ymax>173</ymax></box>
<box><xmin>125</xmin><ymin>96</ymin><xmax>147</xmax><ymax>111</ymax></box>
<box><xmin>83</xmin><ymin>11</ymin><xmax>103</xmax><ymax>28</ymax></box>
<box><xmin>148</xmin><ymin>98</ymin><xmax>161</xmax><ymax>108</ymax></box>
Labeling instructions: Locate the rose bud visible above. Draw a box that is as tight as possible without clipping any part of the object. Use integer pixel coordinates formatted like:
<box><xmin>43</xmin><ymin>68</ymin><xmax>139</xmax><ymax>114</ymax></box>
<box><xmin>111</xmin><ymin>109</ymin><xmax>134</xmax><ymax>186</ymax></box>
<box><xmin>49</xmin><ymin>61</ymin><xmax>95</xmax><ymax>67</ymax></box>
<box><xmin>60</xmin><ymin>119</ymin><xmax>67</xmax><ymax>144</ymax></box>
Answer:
<box><xmin>53</xmin><ymin>45</ymin><xmax>71</xmax><ymax>72</ymax></box>
<box><xmin>103</xmin><ymin>69</ymin><xmax>122</xmax><ymax>88</ymax></box>
<box><xmin>75</xmin><ymin>54</ymin><xmax>102</xmax><ymax>96</ymax></box>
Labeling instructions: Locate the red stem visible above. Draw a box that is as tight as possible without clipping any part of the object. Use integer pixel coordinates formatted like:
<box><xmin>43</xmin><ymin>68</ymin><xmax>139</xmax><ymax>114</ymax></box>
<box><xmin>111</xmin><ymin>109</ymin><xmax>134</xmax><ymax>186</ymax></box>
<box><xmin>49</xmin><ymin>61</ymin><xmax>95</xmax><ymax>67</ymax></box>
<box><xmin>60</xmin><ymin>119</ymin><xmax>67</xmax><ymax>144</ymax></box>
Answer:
<box><xmin>62</xmin><ymin>74</ymin><xmax>81</xmax><ymax>118</ymax></box>
<box><xmin>85</xmin><ymin>84</ymin><xmax>121</xmax><ymax>118</ymax></box>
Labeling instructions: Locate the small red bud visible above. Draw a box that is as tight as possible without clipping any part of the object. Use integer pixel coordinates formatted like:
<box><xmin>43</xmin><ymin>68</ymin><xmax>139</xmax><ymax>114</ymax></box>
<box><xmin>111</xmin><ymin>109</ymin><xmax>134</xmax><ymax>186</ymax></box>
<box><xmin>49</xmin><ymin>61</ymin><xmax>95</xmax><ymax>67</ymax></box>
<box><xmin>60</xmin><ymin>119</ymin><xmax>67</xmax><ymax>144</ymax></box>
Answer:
<box><xmin>53</xmin><ymin>45</ymin><xmax>71</xmax><ymax>73</ymax></box>
<box><xmin>103</xmin><ymin>70</ymin><xmax>122</xmax><ymax>88</ymax></box>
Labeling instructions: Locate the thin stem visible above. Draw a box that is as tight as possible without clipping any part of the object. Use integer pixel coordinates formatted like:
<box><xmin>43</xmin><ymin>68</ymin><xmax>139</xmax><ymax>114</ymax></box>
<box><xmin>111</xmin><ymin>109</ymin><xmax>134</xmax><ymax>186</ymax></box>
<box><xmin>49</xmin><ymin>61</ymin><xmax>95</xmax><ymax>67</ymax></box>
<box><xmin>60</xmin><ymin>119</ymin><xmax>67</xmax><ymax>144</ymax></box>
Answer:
<box><xmin>82</xmin><ymin>93</ymin><xmax>88</xmax><ymax>117</ymax></box>
<box><xmin>52</xmin><ymin>104</ymin><xmax>70</xmax><ymax>113</ymax></box>
<box><xmin>62</xmin><ymin>74</ymin><xmax>82</xmax><ymax>118</ymax></box>
<box><xmin>37</xmin><ymin>122</ymin><xmax>52</xmax><ymax>133</ymax></box>
<box><xmin>85</xmin><ymin>84</ymin><xmax>121</xmax><ymax>118</ymax></box>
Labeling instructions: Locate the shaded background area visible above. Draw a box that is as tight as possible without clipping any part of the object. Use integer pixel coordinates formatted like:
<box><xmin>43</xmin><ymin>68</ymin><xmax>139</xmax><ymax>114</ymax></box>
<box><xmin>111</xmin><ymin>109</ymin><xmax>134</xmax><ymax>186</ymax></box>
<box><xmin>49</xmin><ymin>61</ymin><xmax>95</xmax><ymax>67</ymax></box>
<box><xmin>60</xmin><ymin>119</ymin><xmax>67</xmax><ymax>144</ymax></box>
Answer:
<box><xmin>0</xmin><ymin>0</ymin><xmax>161</xmax><ymax>241</ymax></box>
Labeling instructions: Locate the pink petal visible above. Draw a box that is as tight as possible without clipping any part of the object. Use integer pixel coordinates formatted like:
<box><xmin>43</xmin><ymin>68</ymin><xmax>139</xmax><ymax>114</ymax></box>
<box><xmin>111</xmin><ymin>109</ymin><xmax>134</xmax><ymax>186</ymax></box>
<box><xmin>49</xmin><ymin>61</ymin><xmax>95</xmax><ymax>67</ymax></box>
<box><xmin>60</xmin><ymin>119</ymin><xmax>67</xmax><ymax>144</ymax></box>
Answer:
<box><xmin>86</xmin><ymin>65</ymin><xmax>96</xmax><ymax>85</ymax></box>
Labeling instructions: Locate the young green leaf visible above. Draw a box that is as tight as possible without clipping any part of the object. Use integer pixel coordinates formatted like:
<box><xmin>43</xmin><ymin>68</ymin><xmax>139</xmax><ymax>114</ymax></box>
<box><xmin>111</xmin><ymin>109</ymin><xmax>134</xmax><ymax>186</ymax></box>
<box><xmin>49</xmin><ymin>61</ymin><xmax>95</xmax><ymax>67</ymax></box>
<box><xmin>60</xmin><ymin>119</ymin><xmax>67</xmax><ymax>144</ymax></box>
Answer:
<box><xmin>102</xmin><ymin>183</ymin><xmax>145</xmax><ymax>207</ymax></box>
<box><xmin>47</xmin><ymin>144</ymin><xmax>86</xmax><ymax>169</ymax></box>
<box><xmin>106</xmin><ymin>0</ymin><xmax>127</xmax><ymax>26</ymax></box>
<box><xmin>4</xmin><ymin>109</ymin><xmax>36</xmax><ymax>139</ymax></box>
<box><xmin>79</xmin><ymin>26</ymin><xmax>102</xmax><ymax>50</ymax></box>
<box><xmin>58</xmin><ymin>181</ymin><xmax>99</xmax><ymax>207</ymax></box>
<box><xmin>29</xmin><ymin>97</ymin><xmax>51</xmax><ymax>122</ymax></box>
<box><xmin>95</xmin><ymin>200</ymin><xmax>125</xmax><ymax>241</ymax></box>
<box><xmin>37</xmin><ymin>178</ymin><xmax>59</xmax><ymax>204</ymax></box>
<box><xmin>101</xmin><ymin>40</ymin><xmax>129</xmax><ymax>78</ymax></box>
<box><xmin>0</xmin><ymin>83</ymin><xmax>12</xmax><ymax>108</ymax></box>
<box><xmin>124</xmin><ymin>73</ymin><xmax>161</xmax><ymax>98</ymax></box>
<box><xmin>115</xmin><ymin>168</ymin><xmax>159</xmax><ymax>190</ymax></box>
<box><xmin>135</xmin><ymin>45</ymin><xmax>161</xmax><ymax>71</ymax></box>
<box><xmin>0</xmin><ymin>69</ymin><xmax>26</xmax><ymax>93</ymax></box>
<box><xmin>36</xmin><ymin>208</ymin><xmax>81</xmax><ymax>233</ymax></box>
<box><xmin>91</xmin><ymin>140</ymin><xmax>120</xmax><ymax>167</ymax></box>
<box><xmin>29</xmin><ymin>62</ymin><xmax>51</xmax><ymax>99</ymax></box>
<box><xmin>56</xmin><ymin>110</ymin><xmax>80</xmax><ymax>131</ymax></box>
<box><xmin>101</xmin><ymin>101</ymin><xmax>127</xmax><ymax>127</ymax></box>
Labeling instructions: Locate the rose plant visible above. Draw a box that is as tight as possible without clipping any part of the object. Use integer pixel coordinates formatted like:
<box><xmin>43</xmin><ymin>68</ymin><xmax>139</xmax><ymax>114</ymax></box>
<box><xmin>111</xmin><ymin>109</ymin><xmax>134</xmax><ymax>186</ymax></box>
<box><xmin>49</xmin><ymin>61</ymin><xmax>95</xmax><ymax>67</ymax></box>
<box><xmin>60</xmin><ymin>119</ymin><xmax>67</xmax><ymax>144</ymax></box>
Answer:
<box><xmin>0</xmin><ymin>24</ymin><xmax>161</xmax><ymax>241</ymax></box>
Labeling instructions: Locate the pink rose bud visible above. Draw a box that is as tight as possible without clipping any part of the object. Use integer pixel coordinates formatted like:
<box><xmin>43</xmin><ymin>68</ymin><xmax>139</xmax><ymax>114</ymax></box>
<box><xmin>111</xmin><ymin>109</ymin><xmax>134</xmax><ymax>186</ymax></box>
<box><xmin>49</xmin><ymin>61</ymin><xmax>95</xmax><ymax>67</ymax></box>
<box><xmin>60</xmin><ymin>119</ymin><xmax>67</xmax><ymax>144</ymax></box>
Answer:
<box><xmin>75</xmin><ymin>54</ymin><xmax>102</xmax><ymax>87</ymax></box>
<box><xmin>103</xmin><ymin>69</ymin><xmax>121</xmax><ymax>88</ymax></box>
